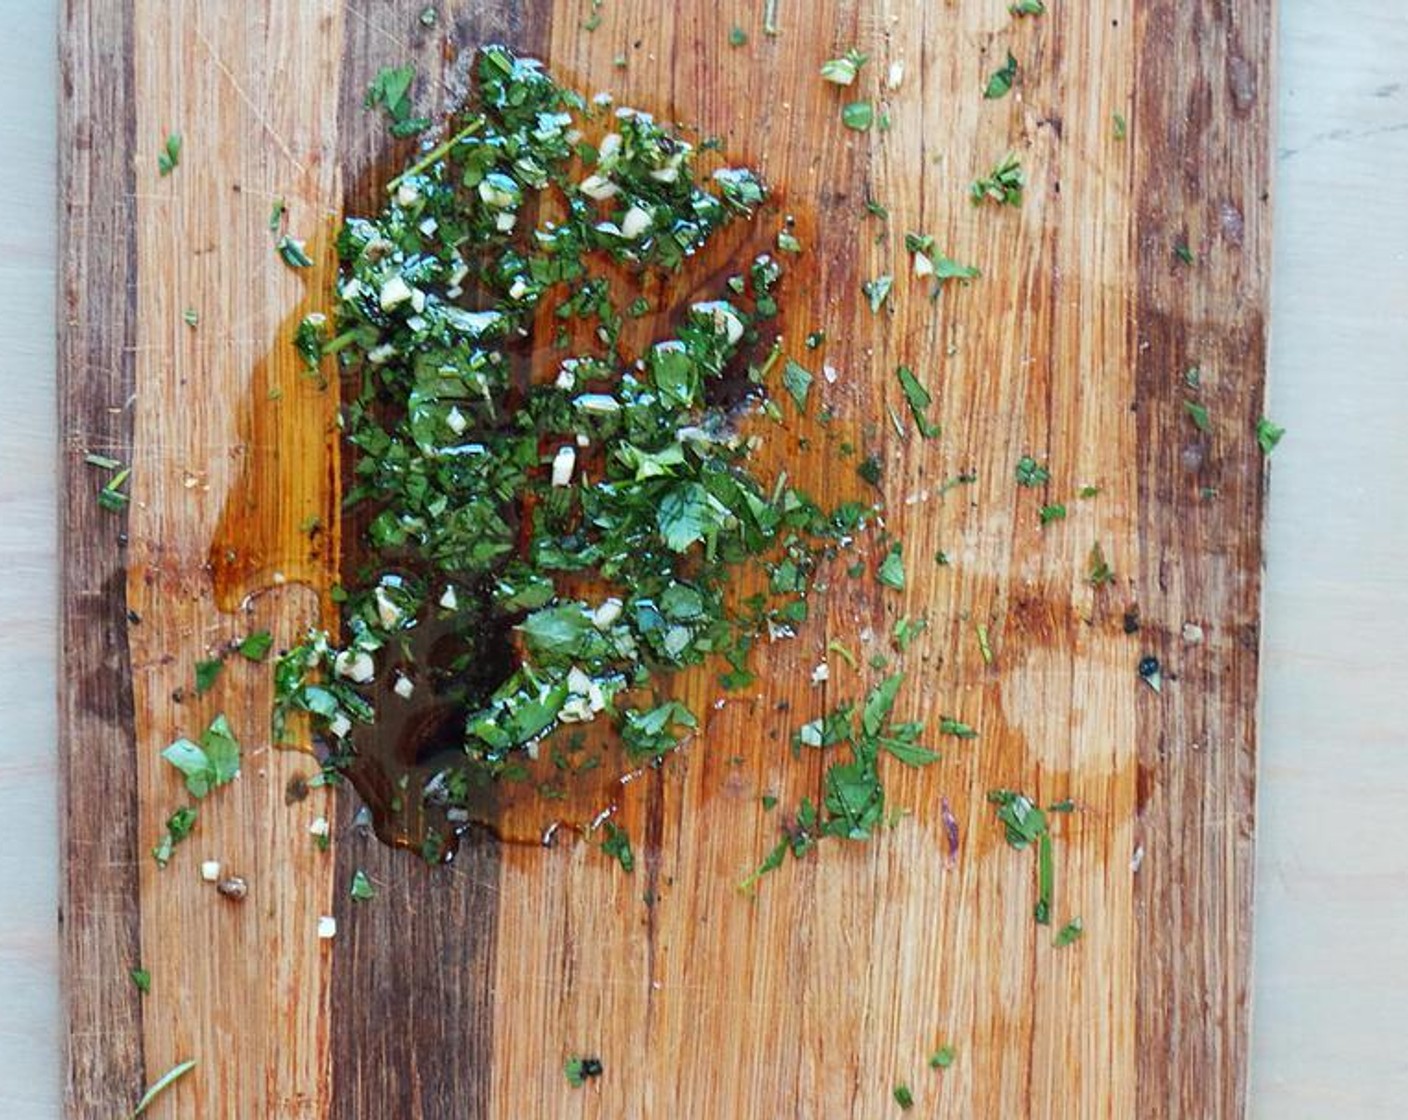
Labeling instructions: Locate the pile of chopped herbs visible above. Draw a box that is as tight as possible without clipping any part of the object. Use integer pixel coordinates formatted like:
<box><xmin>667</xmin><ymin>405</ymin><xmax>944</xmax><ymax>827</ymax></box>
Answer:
<box><xmin>270</xmin><ymin>46</ymin><xmax>926</xmax><ymax>859</ymax></box>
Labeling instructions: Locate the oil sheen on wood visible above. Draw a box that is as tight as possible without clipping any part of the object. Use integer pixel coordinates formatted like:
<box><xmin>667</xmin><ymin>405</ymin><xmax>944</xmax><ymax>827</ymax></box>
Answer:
<box><xmin>59</xmin><ymin>1</ymin><xmax>1272</xmax><ymax>1117</ymax></box>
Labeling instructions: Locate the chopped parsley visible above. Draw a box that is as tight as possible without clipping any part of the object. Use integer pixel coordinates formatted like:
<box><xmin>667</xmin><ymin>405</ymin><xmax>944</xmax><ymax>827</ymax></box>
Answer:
<box><xmin>238</xmin><ymin>630</ymin><xmax>274</xmax><ymax>662</ymax></box>
<box><xmin>152</xmin><ymin>806</ymin><xmax>198</xmax><ymax>868</ymax></box>
<box><xmin>365</xmin><ymin>64</ymin><xmax>431</xmax><ymax>137</ymax></box>
<box><xmin>728</xmin><ymin>25</ymin><xmax>748</xmax><ymax>47</ymax></box>
<box><xmin>821</xmin><ymin>48</ymin><xmax>868</xmax><ymax>86</ymax></box>
<box><xmin>276</xmin><ymin>235</ymin><xmax>314</xmax><ymax>269</ymax></box>
<box><xmin>194</xmin><ymin>658</ymin><xmax>223</xmax><ymax>696</ymax></box>
<box><xmin>1113</xmin><ymin>112</ymin><xmax>1127</xmax><ymax>139</ymax></box>
<box><xmin>1038</xmin><ymin>503</ymin><xmax>1066</xmax><ymax>525</ymax></box>
<box><xmin>160</xmin><ymin>714</ymin><xmax>241</xmax><ymax>799</ymax></box>
<box><xmin>601</xmin><ymin>821</ymin><xmax>635</xmax><ymax>872</ymax></box>
<box><xmin>350</xmin><ymin>869</ymin><xmax>376</xmax><ymax>901</ymax></box>
<box><xmin>1015</xmin><ymin>455</ymin><xmax>1049</xmax><ymax>487</ymax></box>
<box><xmin>983</xmin><ymin>52</ymin><xmax>1018</xmax><ymax>99</ymax></box>
<box><xmin>1010</xmin><ymin>0</ymin><xmax>1045</xmax><ymax>13</ymax></box>
<box><xmin>1256</xmin><ymin>416</ymin><xmax>1285</xmax><ymax>455</ymax></box>
<box><xmin>894</xmin><ymin>1083</ymin><xmax>915</xmax><ymax>1110</ymax></box>
<box><xmin>877</xmin><ymin>543</ymin><xmax>906</xmax><ymax>590</ymax></box>
<box><xmin>157</xmin><ymin>132</ymin><xmax>182</xmax><ymax>177</ymax></box>
<box><xmin>1184</xmin><ymin>399</ymin><xmax>1211</xmax><ymax>433</ymax></box>
<box><xmin>863</xmin><ymin>274</ymin><xmax>894</xmax><ymax>312</ymax></box>
<box><xmin>564</xmin><ymin>1056</ymin><xmax>603</xmax><ymax>1087</ymax></box>
<box><xmin>1087</xmin><ymin>542</ymin><xmax>1114</xmax><ymax>587</ymax></box>
<box><xmin>970</xmin><ymin>152</ymin><xmax>1025</xmax><ymax>207</ymax></box>
<box><xmin>1174</xmin><ymin>241</ymin><xmax>1196</xmax><ymax>264</ymax></box>
<box><xmin>928</xmin><ymin>1045</ymin><xmax>956</xmax><ymax>1069</ymax></box>
<box><xmin>128</xmin><ymin>1058</ymin><xmax>197</xmax><ymax>1118</ymax></box>
<box><xmin>129</xmin><ymin>968</ymin><xmax>152</xmax><ymax>994</ymax></box>
<box><xmin>782</xmin><ymin>359</ymin><xmax>814</xmax><ymax>411</ymax></box>
<box><xmin>895</xmin><ymin>366</ymin><xmax>941</xmax><ymax>437</ymax></box>
<box><xmin>1053</xmin><ymin>916</ymin><xmax>1084</xmax><ymax>947</ymax></box>
<box><xmin>842</xmin><ymin>101</ymin><xmax>875</xmax><ymax>131</ymax></box>
<box><xmin>988</xmin><ymin>788</ymin><xmax>1055</xmax><ymax>924</ymax></box>
<box><xmin>938</xmin><ymin>716</ymin><xmax>977</xmax><ymax>739</ymax></box>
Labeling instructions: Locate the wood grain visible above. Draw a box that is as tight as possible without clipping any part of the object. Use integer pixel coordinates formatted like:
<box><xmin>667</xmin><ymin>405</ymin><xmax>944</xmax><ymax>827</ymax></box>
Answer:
<box><xmin>59</xmin><ymin>1</ymin><xmax>1272</xmax><ymax>1117</ymax></box>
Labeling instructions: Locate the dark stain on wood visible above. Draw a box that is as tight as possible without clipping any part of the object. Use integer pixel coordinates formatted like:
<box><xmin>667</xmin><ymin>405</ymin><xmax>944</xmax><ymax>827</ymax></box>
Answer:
<box><xmin>58</xmin><ymin>0</ymin><xmax>145</xmax><ymax>1114</ymax></box>
<box><xmin>1131</xmin><ymin>2</ymin><xmax>1270</xmax><ymax>1116</ymax></box>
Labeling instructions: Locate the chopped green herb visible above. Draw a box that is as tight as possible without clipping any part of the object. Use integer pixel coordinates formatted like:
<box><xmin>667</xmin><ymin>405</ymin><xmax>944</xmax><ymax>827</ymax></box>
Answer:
<box><xmin>152</xmin><ymin>806</ymin><xmax>197</xmax><ymax>868</ymax></box>
<box><xmin>893</xmin><ymin>616</ymin><xmax>927</xmax><ymax>652</ymax></box>
<box><xmin>601</xmin><ymin>821</ymin><xmax>635</xmax><ymax>872</ymax></box>
<box><xmin>293</xmin><ymin>314</ymin><xmax>328</xmax><ymax>372</ymax></box>
<box><xmin>1174</xmin><ymin>241</ymin><xmax>1196</xmax><ymax>265</ymax></box>
<box><xmin>157</xmin><ymin>132</ymin><xmax>182</xmax><ymax>177</ymax></box>
<box><xmin>988</xmin><ymin>788</ymin><xmax>1054</xmax><ymax>923</ymax></box>
<box><xmin>761</xmin><ymin>794</ymin><xmax>778</xmax><ymax>811</ymax></box>
<box><xmin>895</xmin><ymin>366</ymin><xmax>941</xmax><ymax>437</ymax></box>
<box><xmin>970</xmin><ymin>152</ymin><xmax>1025</xmax><ymax>207</ymax></box>
<box><xmin>130</xmin><ymin>968</ymin><xmax>152</xmax><ymax>994</ymax></box>
<box><xmin>1078</xmin><ymin>484</ymin><xmax>1101</xmax><ymax>499</ymax></box>
<box><xmin>894</xmin><ymin>1083</ymin><xmax>915</xmax><ymax>1110</ymax></box>
<box><xmin>975</xmin><ymin>622</ymin><xmax>993</xmax><ymax>664</ymax></box>
<box><xmin>877</xmin><ymin>543</ymin><xmax>905</xmax><ymax>590</ymax></box>
<box><xmin>1010</xmin><ymin>0</ymin><xmax>1045</xmax><ymax>13</ymax></box>
<box><xmin>857</xmin><ymin>453</ymin><xmax>883</xmax><ymax>486</ymax></box>
<box><xmin>194</xmin><ymin>658</ymin><xmax>223</xmax><ymax>696</ymax></box>
<box><xmin>821</xmin><ymin>48</ymin><xmax>868</xmax><ymax>86</ymax></box>
<box><xmin>782</xmin><ymin>359</ymin><xmax>813</xmax><ymax>411</ymax></box>
<box><xmin>841</xmin><ymin>101</ymin><xmax>875</xmax><ymax>131</ymax></box>
<box><xmin>127</xmin><ymin>1058</ymin><xmax>197</xmax><ymax>1119</ymax></box>
<box><xmin>350</xmin><ymin>869</ymin><xmax>376</xmax><ymax>901</ymax></box>
<box><xmin>95</xmin><ymin>464</ymin><xmax>132</xmax><ymax>513</ymax></box>
<box><xmin>1184</xmin><ymin>399</ymin><xmax>1211</xmax><ymax>433</ymax></box>
<box><xmin>1087</xmin><ymin>542</ymin><xmax>1114</xmax><ymax>587</ymax></box>
<box><xmin>365</xmin><ymin>64</ymin><xmax>430</xmax><ymax>137</ymax></box>
<box><xmin>564</xmin><ymin>1056</ymin><xmax>603</xmax><ymax>1087</ymax></box>
<box><xmin>983</xmin><ymin>52</ymin><xmax>1018</xmax><ymax>99</ymax></box>
<box><xmin>1053</xmin><ymin>916</ymin><xmax>1084</xmax><ymax>947</ymax></box>
<box><xmin>729</xmin><ymin>25</ymin><xmax>748</xmax><ymax>46</ymax></box>
<box><xmin>1039</xmin><ymin>503</ymin><xmax>1066</xmax><ymax>525</ymax></box>
<box><xmin>938</xmin><ymin>716</ymin><xmax>977</xmax><ymax>739</ymax></box>
<box><xmin>1113</xmin><ymin>112</ymin><xmax>1127</xmax><ymax>139</ymax></box>
<box><xmin>1015</xmin><ymin>455</ymin><xmax>1049</xmax><ymax>487</ymax></box>
<box><xmin>160</xmin><ymin>713</ymin><xmax>241</xmax><ymax>799</ymax></box>
<box><xmin>1256</xmin><ymin>416</ymin><xmax>1285</xmax><ymax>455</ymax></box>
<box><xmin>864</xmin><ymin>275</ymin><xmax>894</xmax><ymax>312</ymax></box>
<box><xmin>182</xmin><ymin>307</ymin><xmax>199</xmax><ymax>327</ymax></box>
<box><xmin>419</xmin><ymin>6</ymin><xmax>438</xmax><ymax>27</ymax></box>
<box><xmin>929</xmin><ymin>1045</ymin><xmax>956</xmax><ymax>1069</ymax></box>
<box><xmin>269</xmin><ymin>199</ymin><xmax>286</xmax><ymax>233</ymax></box>
<box><xmin>238</xmin><ymin>630</ymin><xmax>274</xmax><ymax>662</ymax></box>
<box><xmin>276</xmin><ymin>235</ymin><xmax>314</xmax><ymax>269</ymax></box>
<box><xmin>776</xmin><ymin>228</ymin><xmax>802</xmax><ymax>253</ymax></box>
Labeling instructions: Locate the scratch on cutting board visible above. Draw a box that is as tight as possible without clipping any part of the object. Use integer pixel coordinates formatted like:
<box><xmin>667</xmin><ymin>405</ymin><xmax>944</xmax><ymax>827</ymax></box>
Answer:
<box><xmin>192</xmin><ymin>26</ymin><xmax>308</xmax><ymax>177</ymax></box>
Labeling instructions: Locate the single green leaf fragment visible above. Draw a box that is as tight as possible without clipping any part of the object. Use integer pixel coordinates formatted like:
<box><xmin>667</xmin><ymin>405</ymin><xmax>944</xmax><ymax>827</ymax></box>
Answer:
<box><xmin>238</xmin><ymin>630</ymin><xmax>274</xmax><ymax>662</ymax></box>
<box><xmin>877</xmin><ymin>543</ymin><xmax>905</xmax><ymax>590</ymax></box>
<box><xmin>894</xmin><ymin>1083</ymin><xmax>915</xmax><ymax>1110</ymax></box>
<box><xmin>842</xmin><ymin>100</ymin><xmax>875</xmax><ymax>131</ymax></box>
<box><xmin>350</xmin><ymin>869</ymin><xmax>376</xmax><ymax>901</ymax></box>
<box><xmin>821</xmin><ymin>48</ymin><xmax>868</xmax><ymax>86</ymax></box>
<box><xmin>938</xmin><ymin>716</ymin><xmax>977</xmax><ymax>739</ymax></box>
<box><xmin>1113</xmin><ymin>112</ymin><xmax>1128</xmax><ymax>139</ymax></box>
<box><xmin>782</xmin><ymin>359</ymin><xmax>813</xmax><ymax>411</ymax></box>
<box><xmin>276</xmin><ymin>235</ymin><xmax>314</xmax><ymax>269</ymax></box>
<box><xmin>1256</xmin><ymin>416</ymin><xmax>1285</xmax><ymax>455</ymax></box>
<box><xmin>194</xmin><ymin>657</ymin><xmax>223</xmax><ymax>696</ymax></box>
<box><xmin>729</xmin><ymin>25</ymin><xmax>748</xmax><ymax>46</ymax></box>
<box><xmin>1039</xmin><ymin>503</ymin><xmax>1066</xmax><ymax>525</ymax></box>
<box><xmin>1175</xmin><ymin>241</ymin><xmax>1196</xmax><ymax>264</ymax></box>
<box><xmin>975</xmin><ymin>622</ymin><xmax>993</xmax><ymax>664</ymax></box>
<box><xmin>1015</xmin><ymin>455</ymin><xmax>1050</xmax><ymax>487</ymax></box>
<box><xmin>97</xmin><ymin>466</ymin><xmax>132</xmax><ymax>512</ymax></box>
<box><xmin>182</xmin><ymin>307</ymin><xmax>199</xmax><ymax>327</ymax></box>
<box><xmin>365</xmin><ymin>64</ymin><xmax>429</xmax><ymax>135</ymax></box>
<box><xmin>1010</xmin><ymin>0</ymin><xmax>1045</xmax><ymax>13</ymax></box>
<box><xmin>895</xmin><ymin>366</ymin><xmax>941</xmax><ymax>437</ymax></box>
<box><xmin>929</xmin><ymin>1045</ymin><xmax>956</xmax><ymax>1069</ymax></box>
<box><xmin>970</xmin><ymin>152</ymin><xmax>1025</xmax><ymax>207</ymax></box>
<box><xmin>1054</xmin><ymin>916</ymin><xmax>1084</xmax><ymax>947</ymax></box>
<box><xmin>864</xmin><ymin>275</ymin><xmax>894</xmax><ymax>312</ymax></box>
<box><xmin>128</xmin><ymin>1058</ymin><xmax>196</xmax><ymax>1119</ymax></box>
<box><xmin>152</xmin><ymin>806</ymin><xmax>198</xmax><ymax>868</ymax></box>
<box><xmin>761</xmin><ymin>794</ymin><xmax>778</xmax><ymax>811</ymax></box>
<box><xmin>564</xmin><ymin>1056</ymin><xmax>603</xmax><ymax>1087</ymax></box>
<box><xmin>601</xmin><ymin>822</ymin><xmax>634</xmax><ymax>872</ymax></box>
<box><xmin>983</xmin><ymin>52</ymin><xmax>1018</xmax><ymax>99</ymax></box>
<box><xmin>268</xmin><ymin>198</ymin><xmax>285</xmax><ymax>232</ymax></box>
<box><xmin>1088</xmin><ymin>542</ymin><xmax>1114</xmax><ymax>587</ymax></box>
<box><xmin>160</xmin><ymin>713</ymin><xmax>241</xmax><ymax>799</ymax></box>
<box><xmin>130</xmin><ymin>968</ymin><xmax>152</xmax><ymax>994</ymax></box>
<box><xmin>1184</xmin><ymin>399</ymin><xmax>1211</xmax><ymax>433</ymax></box>
<box><xmin>157</xmin><ymin>132</ymin><xmax>182</xmax><ymax>176</ymax></box>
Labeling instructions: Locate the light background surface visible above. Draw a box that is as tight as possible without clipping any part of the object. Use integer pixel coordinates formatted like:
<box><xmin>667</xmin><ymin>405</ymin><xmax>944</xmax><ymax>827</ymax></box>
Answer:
<box><xmin>1</xmin><ymin>3</ymin><xmax>1403</xmax><ymax>1115</ymax></box>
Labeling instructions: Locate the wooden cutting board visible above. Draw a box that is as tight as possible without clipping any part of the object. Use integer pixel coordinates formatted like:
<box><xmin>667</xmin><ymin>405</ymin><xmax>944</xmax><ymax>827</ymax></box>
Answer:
<box><xmin>58</xmin><ymin>1</ymin><xmax>1272</xmax><ymax>1116</ymax></box>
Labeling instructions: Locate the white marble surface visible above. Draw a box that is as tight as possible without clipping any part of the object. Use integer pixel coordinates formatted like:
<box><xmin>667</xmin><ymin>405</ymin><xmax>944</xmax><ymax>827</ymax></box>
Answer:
<box><xmin>1</xmin><ymin>3</ymin><xmax>1405</xmax><ymax>1116</ymax></box>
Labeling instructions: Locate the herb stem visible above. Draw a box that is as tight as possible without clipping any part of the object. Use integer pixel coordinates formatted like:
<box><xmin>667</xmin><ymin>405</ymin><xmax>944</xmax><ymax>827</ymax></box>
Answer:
<box><xmin>386</xmin><ymin>117</ymin><xmax>486</xmax><ymax>192</ymax></box>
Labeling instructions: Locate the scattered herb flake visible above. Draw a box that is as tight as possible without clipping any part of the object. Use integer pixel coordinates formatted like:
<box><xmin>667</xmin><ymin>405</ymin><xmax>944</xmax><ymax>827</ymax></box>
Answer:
<box><xmin>1039</xmin><ymin>503</ymin><xmax>1067</xmax><ymax>525</ymax></box>
<box><xmin>238</xmin><ymin>630</ymin><xmax>274</xmax><ymax>662</ymax></box>
<box><xmin>1087</xmin><ymin>542</ymin><xmax>1114</xmax><ymax>587</ymax></box>
<box><xmin>1010</xmin><ymin>0</ymin><xmax>1045</xmax><ymax>13</ymax></box>
<box><xmin>1113</xmin><ymin>112</ymin><xmax>1127</xmax><ymax>139</ymax></box>
<box><xmin>268</xmin><ymin>198</ymin><xmax>285</xmax><ymax>233</ymax></box>
<box><xmin>983</xmin><ymin>51</ymin><xmax>1018</xmax><ymax>99</ymax></box>
<box><xmin>128</xmin><ymin>1058</ymin><xmax>197</xmax><ymax>1119</ymax></box>
<box><xmin>938</xmin><ymin>716</ymin><xmax>977</xmax><ymax>739</ymax></box>
<box><xmin>157</xmin><ymin>132</ymin><xmax>182</xmax><ymax>177</ymax></box>
<box><xmin>565</xmin><ymin>1056</ymin><xmax>603</xmax><ymax>1087</ymax></box>
<box><xmin>975</xmin><ymin>622</ymin><xmax>993</xmax><ymax>664</ymax></box>
<box><xmin>601</xmin><ymin>822</ymin><xmax>634</xmax><ymax>872</ymax></box>
<box><xmin>1015</xmin><ymin>455</ymin><xmax>1050</xmax><ymax>487</ymax></box>
<box><xmin>194</xmin><ymin>658</ymin><xmax>223</xmax><ymax>696</ymax></box>
<box><xmin>728</xmin><ymin>25</ymin><xmax>747</xmax><ymax>46</ymax></box>
<box><xmin>894</xmin><ymin>1083</ymin><xmax>915</xmax><ymax>1110</ymax></box>
<box><xmin>276</xmin><ymin>235</ymin><xmax>314</xmax><ymax>269</ymax></box>
<box><xmin>864</xmin><ymin>275</ymin><xmax>894</xmax><ymax>312</ymax></box>
<box><xmin>970</xmin><ymin>152</ymin><xmax>1025</xmax><ymax>207</ymax></box>
<box><xmin>895</xmin><ymin>366</ymin><xmax>941</xmax><ymax>437</ymax></box>
<box><xmin>152</xmin><ymin>806</ymin><xmax>197</xmax><ymax>869</ymax></box>
<box><xmin>350</xmin><ymin>869</ymin><xmax>376</xmax><ymax>901</ymax></box>
<box><xmin>182</xmin><ymin>307</ymin><xmax>199</xmax><ymax>327</ymax></box>
<box><xmin>130</xmin><ymin>968</ymin><xmax>151</xmax><ymax>994</ymax></box>
<box><xmin>821</xmin><ymin>48</ymin><xmax>868</xmax><ymax>86</ymax></box>
<box><xmin>1054</xmin><ymin>916</ymin><xmax>1084</xmax><ymax>947</ymax></box>
<box><xmin>160</xmin><ymin>713</ymin><xmax>241</xmax><ymax>799</ymax></box>
<box><xmin>1256</xmin><ymin>416</ymin><xmax>1285</xmax><ymax>455</ymax></box>
<box><xmin>1078</xmin><ymin>484</ymin><xmax>1101</xmax><ymax>499</ymax></box>
<box><xmin>782</xmin><ymin>359</ymin><xmax>813</xmax><ymax>411</ymax></box>
<box><xmin>761</xmin><ymin>794</ymin><xmax>778</xmax><ymax>811</ymax></box>
<box><xmin>877</xmin><ymin>543</ymin><xmax>906</xmax><ymax>590</ymax></box>
<box><xmin>1175</xmin><ymin>241</ymin><xmax>1196</xmax><ymax>265</ymax></box>
<box><xmin>1184</xmin><ymin>399</ymin><xmax>1211</xmax><ymax>433</ymax></box>
<box><xmin>841</xmin><ymin>100</ymin><xmax>875</xmax><ymax>131</ymax></box>
<box><xmin>929</xmin><ymin>1045</ymin><xmax>956</xmax><ymax>1069</ymax></box>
